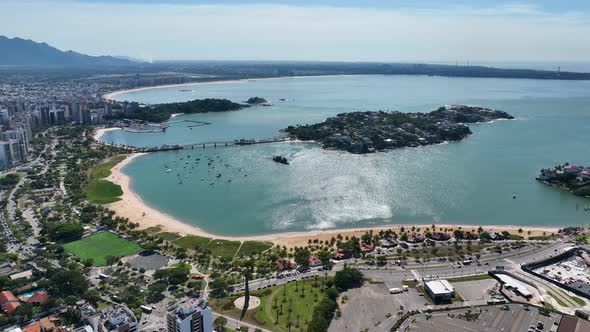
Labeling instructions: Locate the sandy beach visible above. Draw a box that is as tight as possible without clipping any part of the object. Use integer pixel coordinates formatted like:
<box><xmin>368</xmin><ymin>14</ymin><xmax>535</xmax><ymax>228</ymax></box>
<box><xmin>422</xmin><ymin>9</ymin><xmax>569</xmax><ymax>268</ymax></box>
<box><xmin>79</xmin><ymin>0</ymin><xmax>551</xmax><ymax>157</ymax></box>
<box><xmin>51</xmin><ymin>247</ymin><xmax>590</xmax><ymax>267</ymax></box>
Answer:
<box><xmin>101</xmin><ymin>74</ymin><xmax>371</xmax><ymax>101</ymax></box>
<box><xmin>93</xmin><ymin>127</ymin><xmax>121</xmax><ymax>141</ymax></box>
<box><xmin>105</xmin><ymin>153</ymin><xmax>561</xmax><ymax>247</ymax></box>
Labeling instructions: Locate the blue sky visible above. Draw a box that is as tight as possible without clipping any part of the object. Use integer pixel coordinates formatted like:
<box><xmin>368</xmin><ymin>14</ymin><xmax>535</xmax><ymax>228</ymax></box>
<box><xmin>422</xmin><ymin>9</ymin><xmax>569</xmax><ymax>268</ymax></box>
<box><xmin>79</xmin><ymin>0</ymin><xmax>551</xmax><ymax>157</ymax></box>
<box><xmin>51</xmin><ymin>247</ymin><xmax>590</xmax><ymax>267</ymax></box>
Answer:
<box><xmin>2</xmin><ymin>0</ymin><xmax>589</xmax><ymax>62</ymax></box>
<box><xmin>73</xmin><ymin>0</ymin><xmax>590</xmax><ymax>11</ymax></box>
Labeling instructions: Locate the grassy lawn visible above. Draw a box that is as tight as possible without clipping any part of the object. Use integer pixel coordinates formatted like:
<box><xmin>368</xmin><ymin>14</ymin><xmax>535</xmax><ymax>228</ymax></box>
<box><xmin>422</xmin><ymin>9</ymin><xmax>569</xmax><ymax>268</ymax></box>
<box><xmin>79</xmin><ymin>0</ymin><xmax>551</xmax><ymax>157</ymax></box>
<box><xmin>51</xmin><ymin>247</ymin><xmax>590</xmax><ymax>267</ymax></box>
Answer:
<box><xmin>143</xmin><ymin>226</ymin><xmax>162</xmax><ymax>234</ymax></box>
<box><xmin>236</xmin><ymin>241</ymin><xmax>273</xmax><ymax>257</ymax></box>
<box><xmin>402</xmin><ymin>280</ymin><xmax>417</xmax><ymax>287</ymax></box>
<box><xmin>156</xmin><ymin>232</ymin><xmax>181</xmax><ymax>241</ymax></box>
<box><xmin>174</xmin><ymin>235</ymin><xmax>212</xmax><ymax>249</ymax></box>
<box><xmin>64</xmin><ymin>231</ymin><xmax>141</xmax><ymax>266</ymax></box>
<box><xmin>447</xmin><ymin>274</ymin><xmax>492</xmax><ymax>283</ymax></box>
<box><xmin>208</xmin><ymin>239</ymin><xmax>242</xmax><ymax>258</ymax></box>
<box><xmin>572</xmin><ymin>296</ymin><xmax>586</xmax><ymax>306</ymax></box>
<box><xmin>210</xmin><ymin>280</ymin><xmax>324</xmax><ymax>332</ymax></box>
<box><xmin>173</xmin><ymin>236</ymin><xmax>268</xmax><ymax>258</ymax></box>
<box><xmin>174</xmin><ymin>236</ymin><xmax>242</xmax><ymax>258</ymax></box>
<box><xmin>84</xmin><ymin>155</ymin><xmax>127</xmax><ymax>204</ymax></box>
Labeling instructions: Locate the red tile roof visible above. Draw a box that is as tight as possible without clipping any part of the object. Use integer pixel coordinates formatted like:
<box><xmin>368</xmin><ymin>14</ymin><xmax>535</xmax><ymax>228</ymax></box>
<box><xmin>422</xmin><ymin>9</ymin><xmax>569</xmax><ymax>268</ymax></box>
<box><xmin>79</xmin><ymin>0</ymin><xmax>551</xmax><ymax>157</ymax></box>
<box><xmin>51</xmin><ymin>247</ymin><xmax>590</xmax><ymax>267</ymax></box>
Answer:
<box><xmin>0</xmin><ymin>291</ymin><xmax>17</xmax><ymax>305</ymax></box>
<box><xmin>26</xmin><ymin>291</ymin><xmax>49</xmax><ymax>304</ymax></box>
<box><xmin>23</xmin><ymin>322</ymin><xmax>41</xmax><ymax>332</ymax></box>
<box><xmin>3</xmin><ymin>301</ymin><xmax>20</xmax><ymax>315</ymax></box>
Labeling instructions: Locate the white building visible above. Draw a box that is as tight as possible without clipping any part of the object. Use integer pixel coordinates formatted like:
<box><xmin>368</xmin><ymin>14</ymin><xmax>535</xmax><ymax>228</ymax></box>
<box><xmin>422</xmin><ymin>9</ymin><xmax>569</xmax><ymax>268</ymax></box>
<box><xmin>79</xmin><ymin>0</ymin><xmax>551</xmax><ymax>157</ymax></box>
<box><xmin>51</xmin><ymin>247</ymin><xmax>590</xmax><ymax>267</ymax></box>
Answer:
<box><xmin>166</xmin><ymin>298</ymin><xmax>212</xmax><ymax>332</ymax></box>
<box><xmin>424</xmin><ymin>280</ymin><xmax>455</xmax><ymax>303</ymax></box>
<box><xmin>88</xmin><ymin>304</ymin><xmax>138</xmax><ymax>332</ymax></box>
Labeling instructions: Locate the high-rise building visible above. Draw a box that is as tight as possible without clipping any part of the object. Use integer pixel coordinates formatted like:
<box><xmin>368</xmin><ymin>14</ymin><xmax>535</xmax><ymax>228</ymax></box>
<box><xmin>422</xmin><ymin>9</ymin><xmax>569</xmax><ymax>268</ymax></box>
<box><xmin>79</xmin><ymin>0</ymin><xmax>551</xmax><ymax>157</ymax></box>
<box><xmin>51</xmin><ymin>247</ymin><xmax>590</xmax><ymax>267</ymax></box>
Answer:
<box><xmin>80</xmin><ymin>108</ymin><xmax>92</xmax><ymax>124</ymax></box>
<box><xmin>0</xmin><ymin>109</ymin><xmax>9</xmax><ymax>125</ymax></box>
<box><xmin>71</xmin><ymin>101</ymin><xmax>81</xmax><ymax>123</ymax></box>
<box><xmin>166</xmin><ymin>298</ymin><xmax>212</xmax><ymax>332</ymax></box>
<box><xmin>2</xmin><ymin>130</ymin><xmax>28</xmax><ymax>161</ymax></box>
<box><xmin>0</xmin><ymin>141</ymin><xmax>12</xmax><ymax>169</ymax></box>
<box><xmin>49</xmin><ymin>109</ymin><xmax>66</xmax><ymax>125</ymax></box>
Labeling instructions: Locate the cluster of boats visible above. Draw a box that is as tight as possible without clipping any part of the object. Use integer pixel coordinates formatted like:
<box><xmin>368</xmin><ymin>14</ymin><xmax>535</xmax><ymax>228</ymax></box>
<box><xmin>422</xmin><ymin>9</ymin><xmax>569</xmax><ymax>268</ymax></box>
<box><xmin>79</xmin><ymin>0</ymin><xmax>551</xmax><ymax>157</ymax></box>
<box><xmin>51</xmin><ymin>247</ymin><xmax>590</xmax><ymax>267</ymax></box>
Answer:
<box><xmin>163</xmin><ymin>152</ymin><xmax>248</xmax><ymax>186</ymax></box>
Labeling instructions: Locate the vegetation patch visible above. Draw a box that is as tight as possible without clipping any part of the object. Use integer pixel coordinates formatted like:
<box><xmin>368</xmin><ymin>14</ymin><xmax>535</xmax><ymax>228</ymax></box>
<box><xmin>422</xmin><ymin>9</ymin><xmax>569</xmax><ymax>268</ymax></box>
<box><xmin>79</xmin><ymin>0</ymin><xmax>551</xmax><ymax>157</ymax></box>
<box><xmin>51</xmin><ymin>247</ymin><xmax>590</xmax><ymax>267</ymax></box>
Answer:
<box><xmin>236</xmin><ymin>241</ymin><xmax>273</xmax><ymax>257</ymax></box>
<box><xmin>210</xmin><ymin>279</ymin><xmax>328</xmax><ymax>332</ymax></box>
<box><xmin>208</xmin><ymin>239</ymin><xmax>242</xmax><ymax>258</ymax></box>
<box><xmin>84</xmin><ymin>155</ymin><xmax>126</xmax><ymax>204</ymax></box>
<box><xmin>64</xmin><ymin>231</ymin><xmax>141</xmax><ymax>266</ymax></box>
<box><xmin>156</xmin><ymin>232</ymin><xmax>181</xmax><ymax>241</ymax></box>
<box><xmin>571</xmin><ymin>296</ymin><xmax>586</xmax><ymax>306</ymax></box>
<box><xmin>143</xmin><ymin>226</ymin><xmax>162</xmax><ymax>234</ymax></box>
<box><xmin>402</xmin><ymin>280</ymin><xmax>417</xmax><ymax>287</ymax></box>
<box><xmin>546</xmin><ymin>290</ymin><xmax>569</xmax><ymax>307</ymax></box>
<box><xmin>173</xmin><ymin>235</ymin><xmax>212</xmax><ymax>249</ymax></box>
<box><xmin>447</xmin><ymin>274</ymin><xmax>492</xmax><ymax>283</ymax></box>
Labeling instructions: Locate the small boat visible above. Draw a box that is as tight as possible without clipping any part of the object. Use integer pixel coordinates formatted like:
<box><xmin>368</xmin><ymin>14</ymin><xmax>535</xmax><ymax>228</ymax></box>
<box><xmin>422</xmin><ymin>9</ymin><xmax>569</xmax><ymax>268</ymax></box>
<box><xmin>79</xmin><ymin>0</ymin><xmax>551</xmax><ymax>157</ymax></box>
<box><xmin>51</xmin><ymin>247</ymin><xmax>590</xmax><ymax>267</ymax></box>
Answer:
<box><xmin>201</xmin><ymin>178</ymin><xmax>205</xmax><ymax>181</ymax></box>
<box><xmin>512</xmin><ymin>194</ymin><xmax>517</xmax><ymax>199</ymax></box>
<box><xmin>166</xmin><ymin>168</ymin><xmax>171</xmax><ymax>173</ymax></box>
<box><xmin>217</xmin><ymin>174</ymin><xmax>222</xmax><ymax>178</ymax></box>
<box><xmin>209</xmin><ymin>182</ymin><xmax>215</xmax><ymax>185</ymax></box>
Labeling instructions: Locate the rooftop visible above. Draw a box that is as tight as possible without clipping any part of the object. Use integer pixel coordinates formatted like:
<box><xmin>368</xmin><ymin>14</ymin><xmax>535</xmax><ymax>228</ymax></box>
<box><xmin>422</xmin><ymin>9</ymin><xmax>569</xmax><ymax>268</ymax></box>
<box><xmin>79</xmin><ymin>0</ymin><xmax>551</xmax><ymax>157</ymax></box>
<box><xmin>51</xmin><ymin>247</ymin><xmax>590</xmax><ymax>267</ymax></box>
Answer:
<box><xmin>168</xmin><ymin>298</ymin><xmax>209</xmax><ymax>320</ymax></box>
<box><xmin>425</xmin><ymin>280</ymin><xmax>455</xmax><ymax>295</ymax></box>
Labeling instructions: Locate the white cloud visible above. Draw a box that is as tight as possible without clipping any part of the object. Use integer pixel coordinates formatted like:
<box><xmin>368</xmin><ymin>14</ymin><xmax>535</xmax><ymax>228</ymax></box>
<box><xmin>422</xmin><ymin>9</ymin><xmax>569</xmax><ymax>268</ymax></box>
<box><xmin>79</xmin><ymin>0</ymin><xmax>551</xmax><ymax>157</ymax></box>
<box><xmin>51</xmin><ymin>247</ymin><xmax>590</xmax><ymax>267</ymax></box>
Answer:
<box><xmin>2</xmin><ymin>0</ymin><xmax>589</xmax><ymax>62</ymax></box>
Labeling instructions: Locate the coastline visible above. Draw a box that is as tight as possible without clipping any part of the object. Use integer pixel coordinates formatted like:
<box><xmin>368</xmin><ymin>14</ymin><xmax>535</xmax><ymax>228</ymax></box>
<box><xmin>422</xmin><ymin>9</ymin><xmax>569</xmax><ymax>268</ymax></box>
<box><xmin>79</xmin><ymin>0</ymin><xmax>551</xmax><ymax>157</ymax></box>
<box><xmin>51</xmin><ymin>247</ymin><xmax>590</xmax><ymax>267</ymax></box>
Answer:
<box><xmin>101</xmin><ymin>74</ymin><xmax>373</xmax><ymax>101</ymax></box>
<box><xmin>106</xmin><ymin>154</ymin><xmax>561</xmax><ymax>247</ymax></box>
<box><xmin>93</xmin><ymin>127</ymin><xmax>120</xmax><ymax>141</ymax></box>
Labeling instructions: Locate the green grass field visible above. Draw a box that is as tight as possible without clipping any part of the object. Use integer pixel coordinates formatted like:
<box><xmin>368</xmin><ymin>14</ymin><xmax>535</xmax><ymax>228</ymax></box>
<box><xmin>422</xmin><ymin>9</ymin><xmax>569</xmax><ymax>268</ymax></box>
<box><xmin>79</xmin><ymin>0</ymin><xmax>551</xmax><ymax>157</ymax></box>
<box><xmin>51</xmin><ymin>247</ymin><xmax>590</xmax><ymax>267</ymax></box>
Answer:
<box><xmin>84</xmin><ymin>155</ymin><xmax>126</xmax><ymax>204</ymax></box>
<box><xmin>156</xmin><ymin>232</ymin><xmax>181</xmax><ymax>241</ymax></box>
<box><xmin>173</xmin><ymin>235</ymin><xmax>212</xmax><ymax>249</ymax></box>
<box><xmin>236</xmin><ymin>241</ymin><xmax>273</xmax><ymax>257</ymax></box>
<box><xmin>64</xmin><ymin>231</ymin><xmax>141</xmax><ymax>266</ymax></box>
<box><xmin>173</xmin><ymin>236</ymin><xmax>272</xmax><ymax>258</ymax></box>
<box><xmin>208</xmin><ymin>239</ymin><xmax>242</xmax><ymax>258</ymax></box>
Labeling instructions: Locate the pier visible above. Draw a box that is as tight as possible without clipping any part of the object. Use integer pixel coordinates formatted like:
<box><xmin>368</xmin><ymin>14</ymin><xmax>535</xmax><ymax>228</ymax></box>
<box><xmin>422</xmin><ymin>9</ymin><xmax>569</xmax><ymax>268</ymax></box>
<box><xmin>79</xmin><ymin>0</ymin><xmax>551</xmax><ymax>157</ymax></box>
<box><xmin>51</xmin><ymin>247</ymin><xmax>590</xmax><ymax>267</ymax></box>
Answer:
<box><xmin>181</xmin><ymin>137</ymin><xmax>290</xmax><ymax>149</ymax></box>
<box><xmin>96</xmin><ymin>136</ymin><xmax>291</xmax><ymax>153</ymax></box>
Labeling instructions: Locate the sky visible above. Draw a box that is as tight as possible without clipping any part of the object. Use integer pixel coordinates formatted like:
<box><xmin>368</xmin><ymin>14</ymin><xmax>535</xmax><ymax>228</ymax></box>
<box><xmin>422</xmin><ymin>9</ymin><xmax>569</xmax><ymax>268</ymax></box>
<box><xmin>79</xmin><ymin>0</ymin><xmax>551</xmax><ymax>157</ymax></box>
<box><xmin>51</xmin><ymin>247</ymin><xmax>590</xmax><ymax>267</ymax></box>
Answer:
<box><xmin>2</xmin><ymin>0</ymin><xmax>590</xmax><ymax>62</ymax></box>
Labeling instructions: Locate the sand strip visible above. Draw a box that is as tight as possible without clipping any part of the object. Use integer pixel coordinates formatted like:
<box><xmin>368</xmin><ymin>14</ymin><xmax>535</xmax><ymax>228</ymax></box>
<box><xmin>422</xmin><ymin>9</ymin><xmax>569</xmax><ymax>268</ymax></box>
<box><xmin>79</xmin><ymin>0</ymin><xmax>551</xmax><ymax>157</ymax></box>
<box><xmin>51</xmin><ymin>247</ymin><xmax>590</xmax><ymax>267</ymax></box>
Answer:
<box><xmin>102</xmin><ymin>75</ymin><xmax>372</xmax><ymax>101</ymax></box>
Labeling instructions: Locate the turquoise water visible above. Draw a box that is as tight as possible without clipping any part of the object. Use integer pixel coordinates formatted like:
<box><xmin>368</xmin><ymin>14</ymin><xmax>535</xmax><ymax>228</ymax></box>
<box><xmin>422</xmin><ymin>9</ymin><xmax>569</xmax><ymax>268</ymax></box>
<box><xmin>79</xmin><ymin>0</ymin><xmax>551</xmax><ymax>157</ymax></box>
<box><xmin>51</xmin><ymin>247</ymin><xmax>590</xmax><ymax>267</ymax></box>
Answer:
<box><xmin>104</xmin><ymin>75</ymin><xmax>590</xmax><ymax>236</ymax></box>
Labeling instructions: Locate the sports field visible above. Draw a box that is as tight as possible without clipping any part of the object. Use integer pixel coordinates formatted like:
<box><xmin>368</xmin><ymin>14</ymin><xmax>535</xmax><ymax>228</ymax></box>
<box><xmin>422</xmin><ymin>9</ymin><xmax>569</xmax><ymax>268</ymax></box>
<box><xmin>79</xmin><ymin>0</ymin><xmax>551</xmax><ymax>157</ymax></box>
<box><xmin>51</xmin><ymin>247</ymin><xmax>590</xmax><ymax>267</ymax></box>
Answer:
<box><xmin>64</xmin><ymin>231</ymin><xmax>141</xmax><ymax>266</ymax></box>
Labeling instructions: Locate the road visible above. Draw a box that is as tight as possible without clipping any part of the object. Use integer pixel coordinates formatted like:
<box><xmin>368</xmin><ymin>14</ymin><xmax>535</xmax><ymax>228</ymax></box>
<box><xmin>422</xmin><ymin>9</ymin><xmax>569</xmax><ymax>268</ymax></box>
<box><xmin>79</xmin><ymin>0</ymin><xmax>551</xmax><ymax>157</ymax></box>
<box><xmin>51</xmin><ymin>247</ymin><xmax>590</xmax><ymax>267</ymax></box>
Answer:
<box><xmin>212</xmin><ymin>312</ymin><xmax>273</xmax><ymax>332</ymax></box>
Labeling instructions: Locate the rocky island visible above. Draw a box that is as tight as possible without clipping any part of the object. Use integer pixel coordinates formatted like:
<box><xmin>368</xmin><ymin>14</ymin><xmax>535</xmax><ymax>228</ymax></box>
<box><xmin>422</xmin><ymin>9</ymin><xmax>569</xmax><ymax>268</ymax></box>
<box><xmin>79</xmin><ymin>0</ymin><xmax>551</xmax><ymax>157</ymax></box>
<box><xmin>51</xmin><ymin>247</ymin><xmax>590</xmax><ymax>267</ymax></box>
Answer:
<box><xmin>284</xmin><ymin>105</ymin><xmax>513</xmax><ymax>154</ymax></box>
<box><xmin>537</xmin><ymin>163</ymin><xmax>590</xmax><ymax>198</ymax></box>
<box><xmin>246</xmin><ymin>96</ymin><xmax>268</xmax><ymax>104</ymax></box>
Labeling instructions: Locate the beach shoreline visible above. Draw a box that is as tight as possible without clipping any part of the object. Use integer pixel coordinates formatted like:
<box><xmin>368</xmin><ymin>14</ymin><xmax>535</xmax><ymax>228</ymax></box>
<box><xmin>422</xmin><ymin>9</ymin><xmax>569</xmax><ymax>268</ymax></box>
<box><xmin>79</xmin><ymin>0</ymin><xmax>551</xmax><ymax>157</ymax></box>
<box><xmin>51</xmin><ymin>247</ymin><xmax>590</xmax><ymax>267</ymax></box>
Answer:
<box><xmin>105</xmin><ymin>153</ymin><xmax>562</xmax><ymax>247</ymax></box>
<box><xmin>93</xmin><ymin>127</ymin><xmax>121</xmax><ymax>141</ymax></box>
<box><xmin>101</xmin><ymin>74</ymin><xmax>373</xmax><ymax>101</ymax></box>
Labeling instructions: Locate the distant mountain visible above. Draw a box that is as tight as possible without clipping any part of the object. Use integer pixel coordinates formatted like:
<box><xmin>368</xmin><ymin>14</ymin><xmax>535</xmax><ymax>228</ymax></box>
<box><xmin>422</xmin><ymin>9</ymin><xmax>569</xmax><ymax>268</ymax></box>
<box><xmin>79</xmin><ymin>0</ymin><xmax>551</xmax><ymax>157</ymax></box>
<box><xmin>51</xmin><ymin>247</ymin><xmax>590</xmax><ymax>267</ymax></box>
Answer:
<box><xmin>0</xmin><ymin>36</ymin><xmax>137</xmax><ymax>67</ymax></box>
<box><xmin>113</xmin><ymin>55</ymin><xmax>150</xmax><ymax>63</ymax></box>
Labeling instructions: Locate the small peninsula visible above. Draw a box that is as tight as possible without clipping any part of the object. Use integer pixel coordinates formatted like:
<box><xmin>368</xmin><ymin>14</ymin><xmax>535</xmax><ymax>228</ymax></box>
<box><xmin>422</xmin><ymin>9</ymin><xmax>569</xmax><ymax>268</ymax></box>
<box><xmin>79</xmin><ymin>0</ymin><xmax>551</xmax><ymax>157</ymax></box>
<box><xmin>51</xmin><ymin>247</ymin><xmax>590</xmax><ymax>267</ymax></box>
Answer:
<box><xmin>537</xmin><ymin>163</ymin><xmax>590</xmax><ymax>198</ymax></box>
<box><xmin>107</xmin><ymin>98</ymin><xmax>250</xmax><ymax>122</ymax></box>
<box><xmin>284</xmin><ymin>105</ymin><xmax>513</xmax><ymax>153</ymax></box>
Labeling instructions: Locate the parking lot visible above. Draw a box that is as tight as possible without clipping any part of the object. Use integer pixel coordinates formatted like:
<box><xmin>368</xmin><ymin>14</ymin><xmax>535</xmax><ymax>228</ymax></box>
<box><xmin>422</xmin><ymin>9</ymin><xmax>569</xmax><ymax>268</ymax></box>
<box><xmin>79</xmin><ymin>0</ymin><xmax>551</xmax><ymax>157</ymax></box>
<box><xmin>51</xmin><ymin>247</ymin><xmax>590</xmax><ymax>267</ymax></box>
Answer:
<box><xmin>398</xmin><ymin>303</ymin><xmax>562</xmax><ymax>332</ymax></box>
<box><xmin>452</xmin><ymin>279</ymin><xmax>499</xmax><ymax>305</ymax></box>
<box><xmin>330</xmin><ymin>283</ymin><xmax>428</xmax><ymax>332</ymax></box>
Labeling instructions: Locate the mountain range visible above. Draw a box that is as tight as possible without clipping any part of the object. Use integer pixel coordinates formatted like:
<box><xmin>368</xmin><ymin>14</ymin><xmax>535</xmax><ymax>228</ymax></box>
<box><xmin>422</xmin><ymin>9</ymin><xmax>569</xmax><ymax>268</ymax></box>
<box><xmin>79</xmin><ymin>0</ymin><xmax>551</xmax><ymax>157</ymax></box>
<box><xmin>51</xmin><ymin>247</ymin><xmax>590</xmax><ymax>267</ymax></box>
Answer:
<box><xmin>0</xmin><ymin>36</ymin><xmax>137</xmax><ymax>67</ymax></box>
